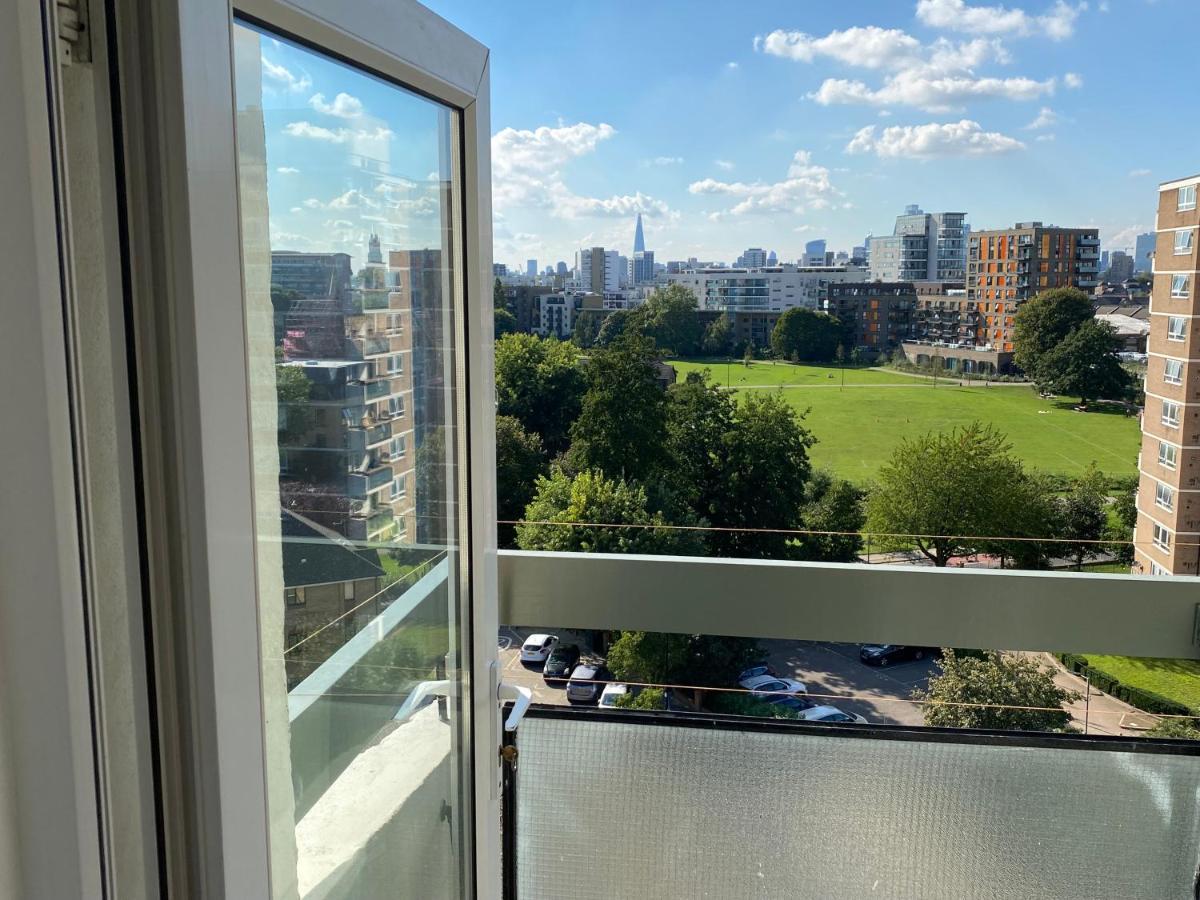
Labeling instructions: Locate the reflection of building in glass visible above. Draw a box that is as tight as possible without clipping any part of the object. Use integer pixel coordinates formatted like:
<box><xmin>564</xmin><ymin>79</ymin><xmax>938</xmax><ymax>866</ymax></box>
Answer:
<box><xmin>272</xmin><ymin>239</ymin><xmax>416</xmax><ymax>545</ymax></box>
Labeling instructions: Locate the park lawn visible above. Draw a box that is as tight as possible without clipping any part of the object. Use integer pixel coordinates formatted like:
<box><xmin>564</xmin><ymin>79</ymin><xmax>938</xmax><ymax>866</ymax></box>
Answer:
<box><xmin>670</xmin><ymin>358</ymin><xmax>928</xmax><ymax>388</ymax></box>
<box><xmin>1082</xmin><ymin>655</ymin><xmax>1200</xmax><ymax>712</ymax></box>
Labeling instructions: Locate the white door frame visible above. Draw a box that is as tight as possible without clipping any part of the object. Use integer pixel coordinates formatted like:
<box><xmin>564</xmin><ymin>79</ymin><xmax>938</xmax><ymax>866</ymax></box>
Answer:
<box><xmin>117</xmin><ymin>0</ymin><xmax>496</xmax><ymax>895</ymax></box>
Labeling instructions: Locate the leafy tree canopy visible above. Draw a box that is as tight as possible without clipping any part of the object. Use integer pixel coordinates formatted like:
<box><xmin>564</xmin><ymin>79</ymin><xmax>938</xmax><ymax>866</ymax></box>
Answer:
<box><xmin>795</xmin><ymin>470</ymin><xmax>865</xmax><ymax>563</ymax></box>
<box><xmin>494</xmin><ymin>332</ymin><xmax>585</xmax><ymax>455</ymax></box>
<box><xmin>493</xmin><ymin>307</ymin><xmax>518</xmax><ymax>338</ymax></box>
<box><xmin>770</xmin><ymin>308</ymin><xmax>844</xmax><ymax>363</ymax></box>
<box><xmin>1011</xmin><ymin>288</ymin><xmax>1094</xmax><ymax>379</ymax></box>
<box><xmin>1054</xmin><ymin>462</ymin><xmax>1109</xmax><ymax>569</ymax></box>
<box><xmin>914</xmin><ymin>650</ymin><xmax>1078</xmax><ymax>732</ymax></box>
<box><xmin>495</xmin><ymin>415</ymin><xmax>546</xmax><ymax>548</ymax></box>
<box><xmin>702</xmin><ymin>314</ymin><xmax>734</xmax><ymax>356</ymax></box>
<box><xmin>606</xmin><ymin>630</ymin><xmax>762</xmax><ymax>690</ymax></box>
<box><xmin>637</xmin><ymin>284</ymin><xmax>703</xmax><ymax>356</ymax></box>
<box><xmin>1035</xmin><ymin>319</ymin><xmax>1132</xmax><ymax>403</ymax></box>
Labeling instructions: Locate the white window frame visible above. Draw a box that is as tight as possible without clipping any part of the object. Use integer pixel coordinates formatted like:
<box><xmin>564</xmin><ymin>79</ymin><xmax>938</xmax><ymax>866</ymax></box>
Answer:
<box><xmin>1168</xmin><ymin>316</ymin><xmax>1188</xmax><ymax>341</ymax></box>
<box><xmin>1153</xmin><ymin>523</ymin><xmax>1172</xmax><ymax>552</ymax></box>
<box><xmin>387</xmin><ymin>353</ymin><xmax>402</xmax><ymax>374</ymax></box>
<box><xmin>1174</xmin><ymin>230</ymin><xmax>1194</xmax><ymax>255</ymax></box>
<box><xmin>1164</xmin><ymin>358</ymin><xmax>1184</xmax><ymax>385</ymax></box>
<box><xmin>1156</xmin><ymin>482</ymin><xmax>1175</xmax><ymax>511</ymax></box>
<box><xmin>1151</xmin><ymin>561</ymin><xmax>1170</xmax><ymax>576</ymax></box>
<box><xmin>1162</xmin><ymin>399</ymin><xmax>1181</xmax><ymax>428</ymax></box>
<box><xmin>1171</xmin><ymin>275</ymin><xmax>1190</xmax><ymax>299</ymax></box>
<box><xmin>1159</xmin><ymin>440</ymin><xmax>1178</xmax><ymax>469</ymax></box>
<box><xmin>1180</xmin><ymin>184</ymin><xmax>1197</xmax><ymax>212</ymax></box>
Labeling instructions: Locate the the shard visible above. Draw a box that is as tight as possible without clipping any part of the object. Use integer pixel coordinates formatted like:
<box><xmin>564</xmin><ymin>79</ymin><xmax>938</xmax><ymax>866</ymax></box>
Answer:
<box><xmin>633</xmin><ymin>212</ymin><xmax>645</xmax><ymax>253</ymax></box>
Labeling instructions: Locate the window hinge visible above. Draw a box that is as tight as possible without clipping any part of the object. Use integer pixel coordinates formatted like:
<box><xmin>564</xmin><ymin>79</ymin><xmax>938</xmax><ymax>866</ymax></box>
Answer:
<box><xmin>57</xmin><ymin>0</ymin><xmax>92</xmax><ymax>67</ymax></box>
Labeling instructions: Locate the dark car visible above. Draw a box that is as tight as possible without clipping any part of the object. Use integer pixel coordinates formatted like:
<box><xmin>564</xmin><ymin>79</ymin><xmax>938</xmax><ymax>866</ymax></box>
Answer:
<box><xmin>566</xmin><ymin>663</ymin><xmax>610</xmax><ymax>704</ymax></box>
<box><xmin>543</xmin><ymin>643</ymin><xmax>581</xmax><ymax>682</ymax></box>
<box><xmin>859</xmin><ymin>644</ymin><xmax>934</xmax><ymax>667</ymax></box>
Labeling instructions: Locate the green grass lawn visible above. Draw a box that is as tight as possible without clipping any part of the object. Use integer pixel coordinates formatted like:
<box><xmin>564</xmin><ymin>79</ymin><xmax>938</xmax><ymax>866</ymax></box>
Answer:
<box><xmin>670</xmin><ymin>359</ymin><xmax>1140</xmax><ymax>483</ymax></box>
<box><xmin>1082</xmin><ymin>655</ymin><xmax>1200</xmax><ymax>712</ymax></box>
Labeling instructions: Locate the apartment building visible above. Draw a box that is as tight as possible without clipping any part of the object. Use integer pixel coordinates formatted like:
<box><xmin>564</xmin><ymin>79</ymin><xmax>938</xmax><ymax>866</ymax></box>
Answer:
<box><xmin>966</xmin><ymin>222</ymin><xmax>1101</xmax><ymax>352</ymax></box>
<box><xmin>823</xmin><ymin>282</ymin><xmax>916</xmax><ymax>352</ymax></box>
<box><xmin>1134</xmin><ymin>174</ymin><xmax>1200</xmax><ymax>576</ymax></box>
<box><xmin>576</xmin><ymin>246</ymin><xmax>622</xmax><ymax>294</ymax></box>
<box><xmin>668</xmin><ymin>264</ymin><xmax>867</xmax><ymax>313</ymax></box>
<box><xmin>869</xmin><ymin>207</ymin><xmax>968</xmax><ymax>283</ymax></box>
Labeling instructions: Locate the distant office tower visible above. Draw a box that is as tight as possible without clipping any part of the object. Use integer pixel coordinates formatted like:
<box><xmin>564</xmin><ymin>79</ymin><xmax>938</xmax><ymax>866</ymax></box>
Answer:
<box><xmin>869</xmin><ymin>207</ymin><xmax>968</xmax><ymax>282</ymax></box>
<box><xmin>1099</xmin><ymin>250</ymin><xmax>1110</xmax><ymax>272</ymax></box>
<box><xmin>966</xmin><ymin>222</ymin><xmax>1100</xmax><ymax>352</ymax></box>
<box><xmin>1134</xmin><ymin>232</ymin><xmax>1155</xmax><ymax>274</ymax></box>
<box><xmin>556</xmin><ymin>261</ymin><xmax>568</xmax><ymax>276</ymax></box>
<box><xmin>767</xmin><ymin>250</ymin><xmax>778</xmax><ymax>266</ymax></box>
<box><xmin>1134</xmin><ymin>174</ymin><xmax>1200</xmax><ymax>576</ymax></box>
<box><xmin>526</xmin><ymin>259</ymin><xmax>537</xmax><ymax>277</ymax></box>
<box><xmin>851</xmin><ymin>245</ymin><xmax>867</xmax><ymax>264</ymax></box>
<box><xmin>736</xmin><ymin>247</ymin><xmax>767</xmax><ymax>268</ymax></box>
<box><xmin>633</xmin><ymin>213</ymin><xmax>646</xmax><ymax>254</ymax></box>
<box><xmin>1109</xmin><ymin>251</ymin><xmax>1135</xmax><ymax>283</ymax></box>
<box><xmin>492</xmin><ymin>263</ymin><xmax>507</xmax><ymax>277</ymax></box>
<box><xmin>367</xmin><ymin>231</ymin><xmax>383</xmax><ymax>265</ymax></box>
<box><xmin>575</xmin><ymin>246</ymin><xmax>622</xmax><ymax>294</ymax></box>
<box><xmin>803</xmin><ymin>239</ymin><xmax>827</xmax><ymax>267</ymax></box>
<box><xmin>631</xmin><ymin>250</ymin><xmax>656</xmax><ymax>284</ymax></box>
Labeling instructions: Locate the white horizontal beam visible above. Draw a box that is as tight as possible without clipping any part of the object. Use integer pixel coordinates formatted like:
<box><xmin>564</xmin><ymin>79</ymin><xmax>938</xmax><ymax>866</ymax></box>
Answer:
<box><xmin>498</xmin><ymin>550</ymin><xmax>1200</xmax><ymax>660</ymax></box>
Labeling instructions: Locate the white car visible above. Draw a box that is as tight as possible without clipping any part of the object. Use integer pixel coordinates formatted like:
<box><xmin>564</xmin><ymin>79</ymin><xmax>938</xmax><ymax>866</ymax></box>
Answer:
<box><xmin>598</xmin><ymin>683</ymin><xmax>628</xmax><ymax>708</ymax></box>
<box><xmin>799</xmin><ymin>705</ymin><xmax>867</xmax><ymax>725</ymax></box>
<box><xmin>519</xmin><ymin>633</ymin><xmax>557</xmax><ymax>663</ymax></box>
<box><xmin>740</xmin><ymin>674</ymin><xmax>807</xmax><ymax>697</ymax></box>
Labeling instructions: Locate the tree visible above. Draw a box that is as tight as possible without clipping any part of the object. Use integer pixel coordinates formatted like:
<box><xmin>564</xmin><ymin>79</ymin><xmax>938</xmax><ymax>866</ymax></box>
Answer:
<box><xmin>276</xmin><ymin>362</ymin><xmax>313</xmax><ymax>444</ymax></box>
<box><xmin>664</xmin><ymin>372</ymin><xmax>735</xmax><ymax>516</ymax></box>
<box><xmin>795</xmin><ymin>470</ymin><xmax>865</xmax><ymax>563</ymax></box>
<box><xmin>493</xmin><ymin>276</ymin><xmax>506</xmax><ymax>309</ymax></box>
<box><xmin>914</xmin><ymin>650</ymin><xmax>1078</xmax><ymax>732</ymax></box>
<box><xmin>1055</xmin><ymin>463</ymin><xmax>1108</xmax><ymax>569</ymax></box>
<box><xmin>770</xmin><ymin>308</ymin><xmax>844</xmax><ymax>362</ymax></box>
<box><xmin>495</xmin><ymin>415</ymin><xmax>546</xmax><ymax>548</ymax></box>
<box><xmin>572</xmin><ymin>309</ymin><xmax>606</xmax><ymax>349</ymax></box>
<box><xmin>607</xmin><ymin>630</ymin><xmax>762</xmax><ymax>694</ymax></box>
<box><xmin>638</xmin><ymin>284</ymin><xmax>703</xmax><ymax>356</ymax></box>
<box><xmin>568</xmin><ymin>335</ymin><xmax>669</xmax><ymax>483</ymax></box>
<box><xmin>1011</xmin><ymin>288</ymin><xmax>1094</xmax><ymax>379</ymax></box>
<box><xmin>494</xmin><ymin>333</ymin><xmax>585</xmax><ymax>455</ymax></box>
<box><xmin>493</xmin><ymin>307</ymin><xmax>518</xmax><ymax>338</ymax></box>
<box><xmin>613</xmin><ymin>687</ymin><xmax>666</xmax><ymax>710</ymax></box>
<box><xmin>595</xmin><ymin>307</ymin><xmax>637</xmax><ymax>347</ymax></box>
<box><xmin>702</xmin><ymin>314</ymin><xmax>733</xmax><ymax>356</ymax></box>
<box><xmin>708</xmin><ymin>392</ymin><xmax>815</xmax><ymax>559</ymax></box>
<box><xmin>1106</xmin><ymin>476</ymin><xmax>1138</xmax><ymax>565</ymax></box>
<box><xmin>515</xmin><ymin>469</ymin><xmax>704</xmax><ymax>555</ymax></box>
<box><xmin>1145</xmin><ymin>717</ymin><xmax>1200</xmax><ymax>740</ymax></box>
<box><xmin>1035</xmin><ymin>319</ymin><xmax>1132</xmax><ymax>403</ymax></box>
<box><xmin>866</xmin><ymin>423</ymin><xmax>1049</xmax><ymax>567</ymax></box>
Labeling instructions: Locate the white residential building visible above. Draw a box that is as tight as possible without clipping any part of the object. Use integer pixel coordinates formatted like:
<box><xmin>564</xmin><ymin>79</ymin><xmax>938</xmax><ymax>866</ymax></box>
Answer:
<box><xmin>667</xmin><ymin>265</ymin><xmax>868</xmax><ymax>312</ymax></box>
<box><xmin>869</xmin><ymin>207</ymin><xmax>968</xmax><ymax>283</ymax></box>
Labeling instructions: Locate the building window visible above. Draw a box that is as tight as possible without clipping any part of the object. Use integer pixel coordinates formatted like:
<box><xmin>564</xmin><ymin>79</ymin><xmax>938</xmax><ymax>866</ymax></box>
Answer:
<box><xmin>1175</xmin><ymin>230</ymin><xmax>1194</xmax><ymax>255</ymax></box>
<box><xmin>391</xmin><ymin>474</ymin><xmax>407</xmax><ymax>501</ymax></box>
<box><xmin>1155</xmin><ymin>482</ymin><xmax>1175</xmax><ymax>512</ymax></box>
<box><xmin>387</xmin><ymin>354</ymin><xmax>402</xmax><ymax>374</ymax></box>
<box><xmin>1168</xmin><ymin>316</ymin><xmax>1188</xmax><ymax>341</ymax></box>
<box><xmin>1159</xmin><ymin>440</ymin><xmax>1178</xmax><ymax>469</ymax></box>
<box><xmin>388</xmin><ymin>395</ymin><xmax>405</xmax><ymax>418</ymax></box>
<box><xmin>390</xmin><ymin>435</ymin><xmax>406</xmax><ymax>459</ymax></box>
<box><xmin>1162</xmin><ymin>399</ymin><xmax>1181</xmax><ymax>428</ymax></box>
<box><xmin>1153</xmin><ymin>522</ymin><xmax>1172</xmax><ymax>552</ymax></box>
<box><xmin>1180</xmin><ymin>184</ymin><xmax>1197</xmax><ymax>212</ymax></box>
<box><xmin>285</xmin><ymin>588</ymin><xmax>305</xmax><ymax>608</ymax></box>
<box><xmin>1151</xmin><ymin>561</ymin><xmax>1170</xmax><ymax>576</ymax></box>
<box><xmin>1171</xmin><ymin>275</ymin><xmax>1190</xmax><ymax>299</ymax></box>
<box><xmin>1164</xmin><ymin>358</ymin><xmax>1184</xmax><ymax>385</ymax></box>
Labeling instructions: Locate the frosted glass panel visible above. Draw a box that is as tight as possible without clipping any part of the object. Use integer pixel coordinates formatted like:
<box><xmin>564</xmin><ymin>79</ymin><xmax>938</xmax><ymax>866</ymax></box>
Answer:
<box><xmin>515</xmin><ymin>715</ymin><xmax>1200</xmax><ymax>900</ymax></box>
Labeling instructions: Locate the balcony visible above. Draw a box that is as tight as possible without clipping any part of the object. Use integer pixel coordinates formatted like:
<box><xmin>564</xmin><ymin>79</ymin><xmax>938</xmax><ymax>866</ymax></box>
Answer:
<box><xmin>365</xmin><ymin>378</ymin><xmax>392</xmax><ymax>401</ymax></box>
<box><xmin>352</xmin><ymin>334</ymin><xmax>391</xmax><ymax>357</ymax></box>
<box><xmin>346</xmin><ymin>464</ymin><xmax>393</xmax><ymax>497</ymax></box>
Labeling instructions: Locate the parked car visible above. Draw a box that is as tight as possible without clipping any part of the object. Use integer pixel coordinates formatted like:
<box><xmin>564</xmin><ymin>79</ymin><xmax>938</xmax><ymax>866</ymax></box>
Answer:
<box><xmin>598</xmin><ymin>683</ymin><xmax>628</xmax><ymax>708</ymax></box>
<box><xmin>520</xmin><ymin>633</ymin><xmax>558</xmax><ymax>664</ymax></box>
<box><xmin>740</xmin><ymin>674</ymin><xmax>807</xmax><ymax>698</ymax></box>
<box><xmin>543</xmin><ymin>643</ymin><xmax>580</xmax><ymax>682</ymax></box>
<box><xmin>798</xmin><ymin>705</ymin><xmax>868</xmax><ymax>725</ymax></box>
<box><xmin>566</xmin><ymin>664</ymin><xmax>608</xmax><ymax>704</ymax></box>
<box><xmin>737</xmin><ymin>664</ymin><xmax>777</xmax><ymax>682</ymax></box>
<box><xmin>859</xmin><ymin>644</ymin><xmax>933</xmax><ymax>667</ymax></box>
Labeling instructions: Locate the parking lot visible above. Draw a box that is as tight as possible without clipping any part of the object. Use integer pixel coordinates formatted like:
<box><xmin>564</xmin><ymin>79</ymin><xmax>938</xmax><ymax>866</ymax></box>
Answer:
<box><xmin>499</xmin><ymin>627</ymin><xmax>938</xmax><ymax>723</ymax></box>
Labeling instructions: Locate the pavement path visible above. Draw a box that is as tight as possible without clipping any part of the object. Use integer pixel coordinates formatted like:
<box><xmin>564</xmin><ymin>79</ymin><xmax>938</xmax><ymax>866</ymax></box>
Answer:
<box><xmin>1031</xmin><ymin>651</ymin><xmax>1159</xmax><ymax>737</ymax></box>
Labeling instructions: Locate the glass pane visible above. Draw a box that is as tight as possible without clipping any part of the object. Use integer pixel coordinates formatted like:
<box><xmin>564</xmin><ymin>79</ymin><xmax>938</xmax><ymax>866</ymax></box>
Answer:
<box><xmin>516</xmin><ymin>714</ymin><xmax>1200</xmax><ymax>899</ymax></box>
<box><xmin>233</xmin><ymin>21</ymin><xmax>469</xmax><ymax>898</ymax></box>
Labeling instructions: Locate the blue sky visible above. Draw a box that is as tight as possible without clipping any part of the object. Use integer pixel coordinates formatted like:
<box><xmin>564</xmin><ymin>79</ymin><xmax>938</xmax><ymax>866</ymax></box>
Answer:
<box><xmin>254</xmin><ymin>2</ymin><xmax>1190</xmax><ymax>271</ymax></box>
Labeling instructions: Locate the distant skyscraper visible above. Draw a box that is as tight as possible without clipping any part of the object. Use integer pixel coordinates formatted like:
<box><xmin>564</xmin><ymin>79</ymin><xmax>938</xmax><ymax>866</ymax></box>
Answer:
<box><xmin>492</xmin><ymin>263</ymin><xmax>507</xmax><ymax>277</ymax></box>
<box><xmin>367</xmin><ymin>232</ymin><xmax>383</xmax><ymax>265</ymax></box>
<box><xmin>631</xmin><ymin>250</ymin><xmax>655</xmax><ymax>284</ymax></box>
<box><xmin>869</xmin><ymin>208</ymin><xmax>967</xmax><ymax>282</ymax></box>
<box><xmin>633</xmin><ymin>213</ymin><xmax>645</xmax><ymax>254</ymax></box>
<box><xmin>1134</xmin><ymin>232</ymin><xmax>1155</xmax><ymax>273</ymax></box>
<box><xmin>767</xmin><ymin>250</ymin><xmax>778</xmax><ymax>266</ymax></box>
<box><xmin>736</xmin><ymin>247</ymin><xmax>767</xmax><ymax>268</ymax></box>
<box><xmin>556</xmin><ymin>261</ymin><xmax>568</xmax><ymax>276</ymax></box>
<box><xmin>1099</xmin><ymin>250</ymin><xmax>1110</xmax><ymax>272</ymax></box>
<box><xmin>526</xmin><ymin>259</ymin><xmax>537</xmax><ymax>277</ymax></box>
<box><xmin>803</xmin><ymin>239</ymin><xmax>827</xmax><ymax>266</ymax></box>
<box><xmin>1109</xmin><ymin>250</ymin><xmax>1134</xmax><ymax>282</ymax></box>
<box><xmin>576</xmin><ymin>247</ymin><xmax>621</xmax><ymax>293</ymax></box>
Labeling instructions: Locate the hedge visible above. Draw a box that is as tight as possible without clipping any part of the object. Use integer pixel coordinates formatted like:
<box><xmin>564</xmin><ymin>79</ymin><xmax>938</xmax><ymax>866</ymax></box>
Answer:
<box><xmin>1054</xmin><ymin>653</ymin><xmax>1195</xmax><ymax>718</ymax></box>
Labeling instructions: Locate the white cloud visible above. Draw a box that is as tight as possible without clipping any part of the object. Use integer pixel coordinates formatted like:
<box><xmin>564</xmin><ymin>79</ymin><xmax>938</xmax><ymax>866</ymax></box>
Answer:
<box><xmin>1128</xmin><ymin>168</ymin><xmax>1152</xmax><ymax>177</ymax></box>
<box><xmin>308</xmin><ymin>92</ymin><xmax>364</xmax><ymax>118</ymax></box>
<box><xmin>1025</xmin><ymin>106</ymin><xmax>1059</xmax><ymax>129</ymax></box>
<box><xmin>1063</xmin><ymin>71</ymin><xmax>1084</xmax><ymax>88</ymax></box>
<box><xmin>650</xmin><ymin>156</ymin><xmax>684</xmax><ymax>166</ymax></box>
<box><xmin>846</xmin><ymin>119</ymin><xmax>1025</xmax><ymax>158</ymax></box>
<box><xmin>1035</xmin><ymin>133</ymin><xmax>1056</xmax><ymax>141</ymax></box>
<box><xmin>260</xmin><ymin>57</ymin><xmax>310</xmax><ymax>92</ymax></box>
<box><xmin>725</xmin><ymin>61</ymin><xmax>739</xmax><ymax>70</ymax></box>
<box><xmin>491</xmin><ymin>121</ymin><xmax>670</xmax><ymax>219</ymax></box>
<box><xmin>301</xmin><ymin>189</ymin><xmax>381</xmax><ymax>211</ymax></box>
<box><xmin>283</xmin><ymin>121</ymin><xmax>394</xmax><ymax>144</ymax></box>
<box><xmin>276</xmin><ymin>166</ymin><xmax>300</xmax><ymax>174</ymax></box>
<box><xmin>688</xmin><ymin>149</ymin><xmax>841</xmax><ymax>218</ymax></box>
<box><xmin>914</xmin><ymin>0</ymin><xmax>1086</xmax><ymax>41</ymax></box>
<box><xmin>715</xmin><ymin>159</ymin><xmax>735</xmax><ymax>170</ymax></box>
<box><xmin>758</xmin><ymin>24</ymin><xmax>1052</xmax><ymax>112</ymax></box>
